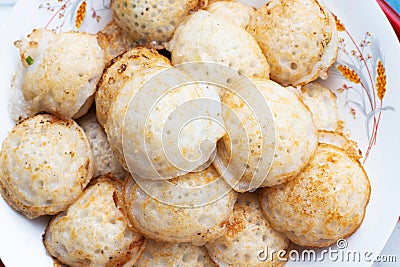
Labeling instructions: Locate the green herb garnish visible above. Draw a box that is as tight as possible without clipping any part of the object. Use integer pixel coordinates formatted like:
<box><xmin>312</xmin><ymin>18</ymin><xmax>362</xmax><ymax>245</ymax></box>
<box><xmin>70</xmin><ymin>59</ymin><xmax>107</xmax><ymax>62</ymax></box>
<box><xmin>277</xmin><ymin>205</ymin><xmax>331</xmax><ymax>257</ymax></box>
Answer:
<box><xmin>26</xmin><ymin>56</ymin><xmax>34</xmax><ymax>65</ymax></box>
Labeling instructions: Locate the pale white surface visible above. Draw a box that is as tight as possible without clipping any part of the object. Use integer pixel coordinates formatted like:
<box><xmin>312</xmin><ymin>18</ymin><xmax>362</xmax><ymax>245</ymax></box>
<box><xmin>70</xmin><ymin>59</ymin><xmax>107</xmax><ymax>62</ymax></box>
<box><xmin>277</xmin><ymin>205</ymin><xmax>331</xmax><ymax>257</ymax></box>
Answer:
<box><xmin>372</xmin><ymin>221</ymin><xmax>400</xmax><ymax>266</ymax></box>
<box><xmin>0</xmin><ymin>4</ymin><xmax>12</xmax><ymax>25</ymax></box>
<box><xmin>0</xmin><ymin>1</ymin><xmax>399</xmax><ymax>267</ymax></box>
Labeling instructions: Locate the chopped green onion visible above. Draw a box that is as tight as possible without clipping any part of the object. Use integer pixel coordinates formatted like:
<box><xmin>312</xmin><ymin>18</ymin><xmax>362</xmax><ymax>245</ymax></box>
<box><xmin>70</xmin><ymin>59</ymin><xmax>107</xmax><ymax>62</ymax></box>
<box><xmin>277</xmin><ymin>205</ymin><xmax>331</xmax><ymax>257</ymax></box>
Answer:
<box><xmin>26</xmin><ymin>56</ymin><xmax>34</xmax><ymax>65</ymax></box>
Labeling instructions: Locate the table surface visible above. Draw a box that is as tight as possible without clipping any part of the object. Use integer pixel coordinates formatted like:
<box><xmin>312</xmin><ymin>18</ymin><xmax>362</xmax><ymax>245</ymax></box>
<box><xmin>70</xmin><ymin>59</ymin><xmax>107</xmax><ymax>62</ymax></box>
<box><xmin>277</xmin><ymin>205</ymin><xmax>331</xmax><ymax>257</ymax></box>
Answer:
<box><xmin>0</xmin><ymin>1</ymin><xmax>399</xmax><ymax>266</ymax></box>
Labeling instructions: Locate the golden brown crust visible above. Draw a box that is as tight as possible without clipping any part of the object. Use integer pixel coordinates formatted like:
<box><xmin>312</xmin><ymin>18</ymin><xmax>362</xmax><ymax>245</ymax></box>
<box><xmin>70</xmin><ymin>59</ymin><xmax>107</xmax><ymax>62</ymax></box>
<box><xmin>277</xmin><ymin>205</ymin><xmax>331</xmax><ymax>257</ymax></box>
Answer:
<box><xmin>135</xmin><ymin>240</ymin><xmax>216</xmax><ymax>267</ymax></box>
<box><xmin>0</xmin><ymin>114</ymin><xmax>94</xmax><ymax>219</ymax></box>
<box><xmin>122</xmin><ymin>173</ymin><xmax>237</xmax><ymax>243</ymax></box>
<box><xmin>215</xmin><ymin>79</ymin><xmax>317</xmax><ymax>191</ymax></box>
<box><xmin>260</xmin><ymin>144</ymin><xmax>371</xmax><ymax>248</ymax></box>
<box><xmin>111</xmin><ymin>0</ymin><xmax>201</xmax><ymax>45</ymax></box>
<box><xmin>95</xmin><ymin>47</ymin><xmax>171</xmax><ymax>126</ymax></box>
<box><xmin>205</xmin><ymin>193</ymin><xmax>289</xmax><ymax>266</ymax></box>
<box><xmin>43</xmin><ymin>175</ymin><xmax>147</xmax><ymax>267</ymax></box>
<box><xmin>247</xmin><ymin>0</ymin><xmax>338</xmax><ymax>86</ymax></box>
<box><xmin>318</xmin><ymin>130</ymin><xmax>363</xmax><ymax>161</ymax></box>
<box><xmin>96</xmin><ymin>19</ymin><xmax>135</xmax><ymax>64</ymax></box>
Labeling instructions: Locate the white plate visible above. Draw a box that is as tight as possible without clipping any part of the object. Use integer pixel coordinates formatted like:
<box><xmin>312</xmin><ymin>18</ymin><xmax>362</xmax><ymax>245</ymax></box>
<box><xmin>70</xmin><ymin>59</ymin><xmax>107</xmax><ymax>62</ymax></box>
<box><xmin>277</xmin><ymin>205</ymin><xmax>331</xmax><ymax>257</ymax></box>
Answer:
<box><xmin>0</xmin><ymin>0</ymin><xmax>399</xmax><ymax>266</ymax></box>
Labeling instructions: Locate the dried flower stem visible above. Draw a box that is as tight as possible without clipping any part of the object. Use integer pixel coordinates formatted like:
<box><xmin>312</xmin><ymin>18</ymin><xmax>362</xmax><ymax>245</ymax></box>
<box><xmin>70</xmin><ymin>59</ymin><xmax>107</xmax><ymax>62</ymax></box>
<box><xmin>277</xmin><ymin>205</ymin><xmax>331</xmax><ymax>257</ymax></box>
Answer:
<box><xmin>45</xmin><ymin>0</ymin><xmax>71</xmax><ymax>29</ymax></box>
<box><xmin>345</xmin><ymin>28</ymin><xmax>377</xmax><ymax>109</ymax></box>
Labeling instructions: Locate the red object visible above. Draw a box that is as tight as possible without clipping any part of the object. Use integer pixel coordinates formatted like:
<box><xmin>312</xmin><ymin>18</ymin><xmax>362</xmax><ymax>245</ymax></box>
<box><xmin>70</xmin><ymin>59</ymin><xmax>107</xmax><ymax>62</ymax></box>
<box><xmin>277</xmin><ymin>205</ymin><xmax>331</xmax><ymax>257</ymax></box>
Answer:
<box><xmin>376</xmin><ymin>0</ymin><xmax>400</xmax><ymax>40</ymax></box>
